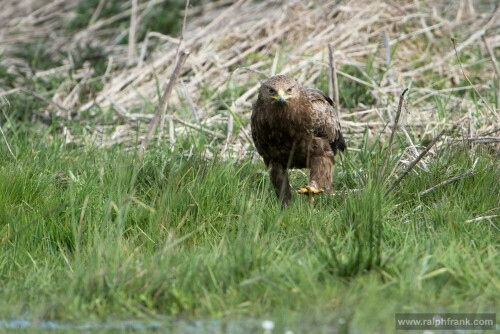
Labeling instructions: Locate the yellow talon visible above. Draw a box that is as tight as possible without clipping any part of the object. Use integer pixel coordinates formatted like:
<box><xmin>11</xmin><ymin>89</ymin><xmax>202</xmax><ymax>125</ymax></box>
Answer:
<box><xmin>296</xmin><ymin>185</ymin><xmax>324</xmax><ymax>204</ymax></box>
<box><xmin>296</xmin><ymin>187</ymin><xmax>308</xmax><ymax>194</ymax></box>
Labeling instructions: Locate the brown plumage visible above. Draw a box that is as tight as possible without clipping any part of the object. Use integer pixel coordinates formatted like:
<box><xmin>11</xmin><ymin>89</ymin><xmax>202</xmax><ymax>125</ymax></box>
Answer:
<box><xmin>251</xmin><ymin>74</ymin><xmax>346</xmax><ymax>206</ymax></box>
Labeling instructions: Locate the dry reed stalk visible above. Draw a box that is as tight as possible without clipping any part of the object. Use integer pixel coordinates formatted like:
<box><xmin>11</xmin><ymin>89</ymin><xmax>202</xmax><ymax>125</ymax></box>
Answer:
<box><xmin>139</xmin><ymin>50</ymin><xmax>189</xmax><ymax>155</ymax></box>
<box><xmin>235</xmin><ymin>67</ymin><xmax>269</xmax><ymax>80</ymax></box>
<box><xmin>452</xmin><ymin>38</ymin><xmax>494</xmax><ymax>115</ymax></box>
<box><xmin>19</xmin><ymin>88</ymin><xmax>70</xmax><ymax>116</ymax></box>
<box><xmin>168</xmin><ymin>116</ymin><xmax>175</xmax><ymax>144</ymax></box>
<box><xmin>173</xmin><ymin>116</ymin><xmax>225</xmax><ymax>139</ymax></box>
<box><xmin>448</xmin><ymin>137</ymin><xmax>500</xmax><ymax>143</ymax></box>
<box><xmin>177</xmin><ymin>0</ymin><xmax>190</xmax><ymax>55</ymax></box>
<box><xmin>61</xmin><ymin>69</ymin><xmax>94</xmax><ymax>112</ymax></box>
<box><xmin>401</xmin><ymin>126</ymin><xmax>428</xmax><ymax>171</ymax></box>
<box><xmin>98</xmin><ymin>93</ymin><xmax>130</xmax><ymax>119</ymax></box>
<box><xmin>383</xmin><ymin>32</ymin><xmax>397</xmax><ymax>100</ymax></box>
<box><xmin>0</xmin><ymin>124</ymin><xmax>16</xmax><ymax>162</ymax></box>
<box><xmin>0</xmin><ymin>88</ymin><xmax>21</xmax><ymax>98</ymax></box>
<box><xmin>387</xmin><ymin>129</ymin><xmax>446</xmax><ymax>194</ymax></box>
<box><xmin>483</xmin><ymin>128</ymin><xmax>500</xmax><ymax>137</ymax></box>
<box><xmin>481</xmin><ymin>35</ymin><xmax>500</xmax><ymax>118</ymax></box>
<box><xmin>271</xmin><ymin>48</ymin><xmax>280</xmax><ymax>76</ymax></box>
<box><xmin>328</xmin><ymin>44</ymin><xmax>340</xmax><ymax>120</ymax></box>
<box><xmin>180</xmin><ymin>78</ymin><xmax>199</xmax><ymax>124</ymax></box>
<box><xmin>419</xmin><ymin>168</ymin><xmax>474</xmax><ymax>196</ymax></box>
<box><xmin>379</xmin><ymin>88</ymin><xmax>408</xmax><ymax>181</ymax></box>
<box><xmin>158</xmin><ymin>0</ymin><xmax>190</xmax><ymax>142</ymax></box>
<box><xmin>223</xmin><ymin>109</ymin><xmax>234</xmax><ymax>152</ymax></box>
<box><xmin>88</xmin><ymin>0</ymin><xmax>107</xmax><ymax>26</ymax></box>
<box><xmin>335</xmin><ymin>69</ymin><xmax>390</xmax><ymax>97</ymax></box>
<box><xmin>127</xmin><ymin>0</ymin><xmax>139</xmax><ymax>66</ymax></box>
<box><xmin>138</xmin><ymin>32</ymin><xmax>181</xmax><ymax>66</ymax></box>
<box><xmin>466</xmin><ymin>215</ymin><xmax>500</xmax><ymax>223</ymax></box>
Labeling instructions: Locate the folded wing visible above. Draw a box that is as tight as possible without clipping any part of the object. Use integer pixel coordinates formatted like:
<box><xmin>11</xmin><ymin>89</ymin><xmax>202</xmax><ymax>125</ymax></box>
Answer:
<box><xmin>306</xmin><ymin>88</ymin><xmax>346</xmax><ymax>153</ymax></box>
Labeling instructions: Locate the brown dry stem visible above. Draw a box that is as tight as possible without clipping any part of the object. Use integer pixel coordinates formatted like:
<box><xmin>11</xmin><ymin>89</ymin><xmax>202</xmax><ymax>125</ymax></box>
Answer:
<box><xmin>387</xmin><ymin>129</ymin><xmax>446</xmax><ymax>194</ymax></box>
<box><xmin>379</xmin><ymin>88</ymin><xmax>408</xmax><ymax>182</ymax></box>
<box><xmin>139</xmin><ymin>50</ymin><xmax>190</xmax><ymax>156</ymax></box>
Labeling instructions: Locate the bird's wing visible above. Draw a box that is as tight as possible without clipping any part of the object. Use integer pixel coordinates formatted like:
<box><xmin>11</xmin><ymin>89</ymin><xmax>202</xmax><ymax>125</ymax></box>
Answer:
<box><xmin>306</xmin><ymin>88</ymin><xmax>346</xmax><ymax>152</ymax></box>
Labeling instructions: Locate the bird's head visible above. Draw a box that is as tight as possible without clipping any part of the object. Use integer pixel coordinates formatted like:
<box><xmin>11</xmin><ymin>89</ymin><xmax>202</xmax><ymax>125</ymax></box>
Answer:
<box><xmin>259</xmin><ymin>75</ymin><xmax>299</xmax><ymax>106</ymax></box>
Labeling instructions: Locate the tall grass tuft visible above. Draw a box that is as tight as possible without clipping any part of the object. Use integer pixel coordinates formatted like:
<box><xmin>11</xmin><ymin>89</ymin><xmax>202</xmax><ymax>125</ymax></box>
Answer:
<box><xmin>318</xmin><ymin>177</ymin><xmax>388</xmax><ymax>279</ymax></box>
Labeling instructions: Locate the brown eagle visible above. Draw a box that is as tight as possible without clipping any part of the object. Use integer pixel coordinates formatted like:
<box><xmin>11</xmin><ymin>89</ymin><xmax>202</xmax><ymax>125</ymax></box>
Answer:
<box><xmin>251</xmin><ymin>74</ymin><xmax>346</xmax><ymax>207</ymax></box>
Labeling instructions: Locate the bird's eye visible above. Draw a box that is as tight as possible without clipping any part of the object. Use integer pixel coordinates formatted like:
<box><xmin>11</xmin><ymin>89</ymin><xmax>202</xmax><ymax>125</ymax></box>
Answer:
<box><xmin>287</xmin><ymin>88</ymin><xmax>293</xmax><ymax>94</ymax></box>
<box><xmin>269</xmin><ymin>88</ymin><xmax>275</xmax><ymax>94</ymax></box>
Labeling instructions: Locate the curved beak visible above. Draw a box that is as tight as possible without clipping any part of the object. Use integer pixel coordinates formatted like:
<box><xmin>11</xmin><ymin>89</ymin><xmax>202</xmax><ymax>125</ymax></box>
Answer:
<box><xmin>277</xmin><ymin>89</ymin><xmax>285</xmax><ymax>104</ymax></box>
<box><xmin>272</xmin><ymin>89</ymin><xmax>288</xmax><ymax>105</ymax></box>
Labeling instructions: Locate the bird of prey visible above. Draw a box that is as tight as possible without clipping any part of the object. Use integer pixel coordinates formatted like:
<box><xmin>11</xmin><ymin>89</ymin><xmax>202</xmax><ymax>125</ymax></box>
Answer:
<box><xmin>251</xmin><ymin>74</ymin><xmax>346</xmax><ymax>207</ymax></box>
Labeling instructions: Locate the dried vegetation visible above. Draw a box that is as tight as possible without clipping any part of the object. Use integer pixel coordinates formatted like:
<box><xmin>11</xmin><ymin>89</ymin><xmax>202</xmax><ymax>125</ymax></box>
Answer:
<box><xmin>1</xmin><ymin>0</ymin><xmax>499</xmax><ymax>159</ymax></box>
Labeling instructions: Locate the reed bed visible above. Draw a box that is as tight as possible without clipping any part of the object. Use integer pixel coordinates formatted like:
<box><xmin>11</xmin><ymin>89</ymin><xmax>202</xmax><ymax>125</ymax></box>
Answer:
<box><xmin>1</xmin><ymin>0</ymin><xmax>499</xmax><ymax>161</ymax></box>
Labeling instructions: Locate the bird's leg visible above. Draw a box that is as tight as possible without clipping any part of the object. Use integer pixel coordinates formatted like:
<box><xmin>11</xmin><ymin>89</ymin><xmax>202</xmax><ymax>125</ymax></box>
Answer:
<box><xmin>270</xmin><ymin>162</ymin><xmax>291</xmax><ymax>208</ymax></box>
<box><xmin>297</xmin><ymin>156</ymin><xmax>333</xmax><ymax>203</ymax></box>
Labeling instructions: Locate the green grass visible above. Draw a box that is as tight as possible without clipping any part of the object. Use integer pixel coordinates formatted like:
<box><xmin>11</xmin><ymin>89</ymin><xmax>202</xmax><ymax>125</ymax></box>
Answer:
<box><xmin>0</xmin><ymin>129</ymin><xmax>498</xmax><ymax>332</ymax></box>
